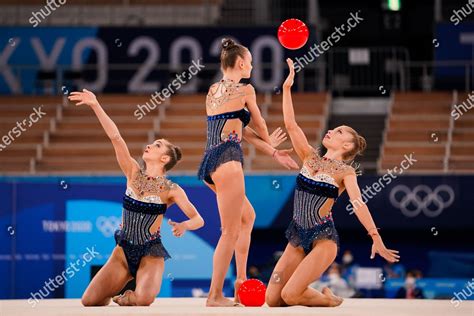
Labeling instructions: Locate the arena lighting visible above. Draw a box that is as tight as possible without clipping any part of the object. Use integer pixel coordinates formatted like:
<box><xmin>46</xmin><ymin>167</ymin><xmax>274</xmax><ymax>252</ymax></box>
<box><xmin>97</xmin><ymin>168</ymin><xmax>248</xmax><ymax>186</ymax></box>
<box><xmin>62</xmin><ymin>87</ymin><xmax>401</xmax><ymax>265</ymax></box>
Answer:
<box><xmin>387</xmin><ymin>0</ymin><xmax>401</xmax><ymax>11</ymax></box>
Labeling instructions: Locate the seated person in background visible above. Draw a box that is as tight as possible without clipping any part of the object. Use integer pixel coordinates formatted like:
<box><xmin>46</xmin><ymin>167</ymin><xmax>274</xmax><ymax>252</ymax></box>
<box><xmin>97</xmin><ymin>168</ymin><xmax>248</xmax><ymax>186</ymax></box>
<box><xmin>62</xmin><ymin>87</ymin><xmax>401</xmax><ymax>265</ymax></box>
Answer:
<box><xmin>340</xmin><ymin>249</ymin><xmax>359</xmax><ymax>286</ymax></box>
<box><xmin>395</xmin><ymin>270</ymin><xmax>425</xmax><ymax>299</ymax></box>
<box><xmin>384</xmin><ymin>261</ymin><xmax>406</xmax><ymax>279</ymax></box>
<box><xmin>248</xmin><ymin>265</ymin><xmax>261</xmax><ymax>280</ymax></box>
<box><xmin>310</xmin><ymin>263</ymin><xmax>356</xmax><ymax>298</ymax></box>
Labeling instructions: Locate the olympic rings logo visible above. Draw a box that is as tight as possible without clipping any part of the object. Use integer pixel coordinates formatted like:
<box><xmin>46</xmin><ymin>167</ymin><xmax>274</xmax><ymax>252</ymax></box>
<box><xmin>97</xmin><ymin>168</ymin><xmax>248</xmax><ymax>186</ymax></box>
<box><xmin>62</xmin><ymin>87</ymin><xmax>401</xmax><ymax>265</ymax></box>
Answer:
<box><xmin>96</xmin><ymin>216</ymin><xmax>121</xmax><ymax>237</ymax></box>
<box><xmin>389</xmin><ymin>185</ymin><xmax>455</xmax><ymax>218</ymax></box>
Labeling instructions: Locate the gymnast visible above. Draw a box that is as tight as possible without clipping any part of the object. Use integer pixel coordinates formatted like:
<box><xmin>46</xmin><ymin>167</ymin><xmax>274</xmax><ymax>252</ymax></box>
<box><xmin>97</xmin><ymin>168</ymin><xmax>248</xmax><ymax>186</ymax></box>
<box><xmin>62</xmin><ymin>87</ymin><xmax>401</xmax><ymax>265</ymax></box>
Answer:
<box><xmin>266</xmin><ymin>59</ymin><xmax>400</xmax><ymax>307</ymax></box>
<box><xmin>68</xmin><ymin>89</ymin><xmax>205</xmax><ymax>306</ymax></box>
<box><xmin>197</xmin><ymin>39</ymin><xmax>299</xmax><ymax>307</ymax></box>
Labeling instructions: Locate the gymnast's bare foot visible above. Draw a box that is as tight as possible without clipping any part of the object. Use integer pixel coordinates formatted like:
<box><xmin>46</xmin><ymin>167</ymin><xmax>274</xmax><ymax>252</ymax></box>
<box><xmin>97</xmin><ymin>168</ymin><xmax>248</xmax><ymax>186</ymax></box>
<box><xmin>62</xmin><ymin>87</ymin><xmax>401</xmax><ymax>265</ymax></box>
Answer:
<box><xmin>233</xmin><ymin>278</ymin><xmax>245</xmax><ymax>303</ymax></box>
<box><xmin>113</xmin><ymin>289</ymin><xmax>133</xmax><ymax>306</ymax></box>
<box><xmin>322</xmin><ymin>287</ymin><xmax>344</xmax><ymax>307</ymax></box>
<box><xmin>322</xmin><ymin>287</ymin><xmax>343</xmax><ymax>307</ymax></box>
<box><xmin>207</xmin><ymin>295</ymin><xmax>243</xmax><ymax>307</ymax></box>
<box><xmin>112</xmin><ymin>294</ymin><xmax>122</xmax><ymax>304</ymax></box>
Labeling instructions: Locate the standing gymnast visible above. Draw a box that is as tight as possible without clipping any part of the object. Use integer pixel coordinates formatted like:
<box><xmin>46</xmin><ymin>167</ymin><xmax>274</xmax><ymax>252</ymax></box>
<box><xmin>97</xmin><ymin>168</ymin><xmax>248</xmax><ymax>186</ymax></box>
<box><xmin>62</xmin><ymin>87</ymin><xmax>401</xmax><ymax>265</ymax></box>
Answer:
<box><xmin>198</xmin><ymin>39</ymin><xmax>299</xmax><ymax>307</ymax></box>
<box><xmin>68</xmin><ymin>89</ymin><xmax>205</xmax><ymax>306</ymax></box>
<box><xmin>265</xmin><ymin>59</ymin><xmax>400</xmax><ymax>307</ymax></box>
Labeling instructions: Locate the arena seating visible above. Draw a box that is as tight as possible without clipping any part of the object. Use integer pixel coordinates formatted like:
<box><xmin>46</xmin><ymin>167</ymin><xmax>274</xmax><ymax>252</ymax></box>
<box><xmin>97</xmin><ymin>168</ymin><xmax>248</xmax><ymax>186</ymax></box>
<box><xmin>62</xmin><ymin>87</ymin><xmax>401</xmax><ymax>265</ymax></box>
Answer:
<box><xmin>0</xmin><ymin>97</ymin><xmax>60</xmax><ymax>173</ymax></box>
<box><xmin>0</xmin><ymin>93</ymin><xmax>328</xmax><ymax>175</ymax></box>
<box><xmin>0</xmin><ymin>0</ymin><xmax>223</xmax><ymax>26</ymax></box>
<box><xmin>450</xmin><ymin>92</ymin><xmax>474</xmax><ymax>172</ymax></box>
<box><xmin>378</xmin><ymin>92</ymin><xmax>474</xmax><ymax>173</ymax></box>
<box><xmin>2</xmin><ymin>91</ymin><xmax>471</xmax><ymax>175</ymax></box>
<box><xmin>0</xmin><ymin>0</ymin><xmax>222</xmax><ymax>5</ymax></box>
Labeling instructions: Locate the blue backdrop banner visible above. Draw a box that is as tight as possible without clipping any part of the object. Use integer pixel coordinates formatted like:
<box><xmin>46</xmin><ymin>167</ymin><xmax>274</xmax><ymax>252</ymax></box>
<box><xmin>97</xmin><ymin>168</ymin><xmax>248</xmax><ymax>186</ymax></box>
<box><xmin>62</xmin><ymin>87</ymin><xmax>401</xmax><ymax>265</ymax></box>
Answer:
<box><xmin>0</xmin><ymin>26</ymin><xmax>318</xmax><ymax>95</ymax></box>
<box><xmin>0</xmin><ymin>174</ymin><xmax>472</xmax><ymax>299</ymax></box>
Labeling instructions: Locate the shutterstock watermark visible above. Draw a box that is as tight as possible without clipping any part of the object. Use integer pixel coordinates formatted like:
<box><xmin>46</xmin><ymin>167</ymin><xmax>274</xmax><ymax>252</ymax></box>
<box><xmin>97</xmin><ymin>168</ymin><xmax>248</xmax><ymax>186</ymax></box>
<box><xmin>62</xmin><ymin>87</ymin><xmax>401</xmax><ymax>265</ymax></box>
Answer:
<box><xmin>450</xmin><ymin>278</ymin><xmax>474</xmax><ymax>308</ymax></box>
<box><xmin>29</xmin><ymin>0</ymin><xmax>67</xmax><ymax>28</ymax></box>
<box><xmin>134</xmin><ymin>59</ymin><xmax>205</xmax><ymax>120</ymax></box>
<box><xmin>28</xmin><ymin>246</ymin><xmax>99</xmax><ymax>307</ymax></box>
<box><xmin>294</xmin><ymin>10</ymin><xmax>364</xmax><ymax>72</ymax></box>
<box><xmin>450</xmin><ymin>0</ymin><xmax>474</xmax><ymax>25</ymax></box>
<box><xmin>451</xmin><ymin>92</ymin><xmax>474</xmax><ymax>120</ymax></box>
<box><xmin>0</xmin><ymin>106</ymin><xmax>47</xmax><ymax>152</ymax></box>
<box><xmin>346</xmin><ymin>153</ymin><xmax>417</xmax><ymax>214</ymax></box>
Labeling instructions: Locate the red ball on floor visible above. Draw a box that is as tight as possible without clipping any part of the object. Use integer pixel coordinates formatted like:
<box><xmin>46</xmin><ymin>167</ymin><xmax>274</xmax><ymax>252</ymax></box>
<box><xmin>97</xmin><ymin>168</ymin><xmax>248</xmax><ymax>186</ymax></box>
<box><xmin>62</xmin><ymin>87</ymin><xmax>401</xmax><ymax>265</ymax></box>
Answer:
<box><xmin>237</xmin><ymin>279</ymin><xmax>267</xmax><ymax>307</ymax></box>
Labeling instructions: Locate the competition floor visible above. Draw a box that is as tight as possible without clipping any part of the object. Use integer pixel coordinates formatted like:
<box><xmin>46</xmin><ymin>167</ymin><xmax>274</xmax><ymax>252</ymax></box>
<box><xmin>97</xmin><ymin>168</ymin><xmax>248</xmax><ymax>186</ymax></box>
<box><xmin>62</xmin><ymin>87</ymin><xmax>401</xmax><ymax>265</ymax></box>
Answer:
<box><xmin>1</xmin><ymin>298</ymin><xmax>472</xmax><ymax>316</ymax></box>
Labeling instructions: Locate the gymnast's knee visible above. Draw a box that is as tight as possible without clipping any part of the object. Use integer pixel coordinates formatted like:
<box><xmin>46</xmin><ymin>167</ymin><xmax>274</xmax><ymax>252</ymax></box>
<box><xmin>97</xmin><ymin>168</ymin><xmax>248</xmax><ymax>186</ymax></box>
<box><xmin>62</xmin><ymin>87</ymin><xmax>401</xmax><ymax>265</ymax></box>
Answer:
<box><xmin>241</xmin><ymin>201</ymin><xmax>256</xmax><ymax>229</ymax></box>
<box><xmin>81</xmin><ymin>293</ymin><xmax>108</xmax><ymax>306</ymax></box>
<box><xmin>220</xmin><ymin>225</ymin><xmax>241</xmax><ymax>241</ymax></box>
<box><xmin>265</xmin><ymin>292</ymin><xmax>283</xmax><ymax>307</ymax></box>
<box><xmin>281</xmin><ymin>287</ymin><xmax>299</xmax><ymax>306</ymax></box>
<box><xmin>133</xmin><ymin>291</ymin><xmax>156</xmax><ymax>306</ymax></box>
<box><xmin>81</xmin><ymin>296</ymin><xmax>94</xmax><ymax>307</ymax></box>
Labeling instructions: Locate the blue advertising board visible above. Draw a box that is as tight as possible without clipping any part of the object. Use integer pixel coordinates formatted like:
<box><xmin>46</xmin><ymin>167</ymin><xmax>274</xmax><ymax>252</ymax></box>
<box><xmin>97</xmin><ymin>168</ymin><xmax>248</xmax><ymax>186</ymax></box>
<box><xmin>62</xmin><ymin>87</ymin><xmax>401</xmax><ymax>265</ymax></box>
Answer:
<box><xmin>1</xmin><ymin>174</ymin><xmax>473</xmax><ymax>299</ymax></box>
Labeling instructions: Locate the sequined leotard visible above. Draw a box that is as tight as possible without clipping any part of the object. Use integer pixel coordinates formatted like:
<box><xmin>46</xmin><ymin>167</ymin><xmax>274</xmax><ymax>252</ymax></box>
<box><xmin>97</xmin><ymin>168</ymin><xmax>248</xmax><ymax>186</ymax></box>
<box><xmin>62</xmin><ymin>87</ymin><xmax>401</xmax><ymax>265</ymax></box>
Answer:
<box><xmin>114</xmin><ymin>170</ymin><xmax>174</xmax><ymax>277</ymax></box>
<box><xmin>285</xmin><ymin>147</ymin><xmax>355</xmax><ymax>255</ymax></box>
<box><xmin>197</xmin><ymin>80</ymin><xmax>251</xmax><ymax>184</ymax></box>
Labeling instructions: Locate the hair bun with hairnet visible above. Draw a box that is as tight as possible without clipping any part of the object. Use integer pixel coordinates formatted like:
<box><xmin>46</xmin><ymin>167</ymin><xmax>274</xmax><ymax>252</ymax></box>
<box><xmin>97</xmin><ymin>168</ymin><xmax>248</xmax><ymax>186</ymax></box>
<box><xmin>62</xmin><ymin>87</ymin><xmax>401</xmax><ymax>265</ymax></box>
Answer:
<box><xmin>221</xmin><ymin>38</ymin><xmax>235</xmax><ymax>50</ymax></box>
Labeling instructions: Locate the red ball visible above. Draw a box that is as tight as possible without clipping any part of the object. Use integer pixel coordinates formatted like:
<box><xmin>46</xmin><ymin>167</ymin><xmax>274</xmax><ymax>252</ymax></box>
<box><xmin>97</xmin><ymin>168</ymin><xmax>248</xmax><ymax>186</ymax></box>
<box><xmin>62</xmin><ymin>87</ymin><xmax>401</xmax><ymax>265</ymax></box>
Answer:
<box><xmin>237</xmin><ymin>279</ymin><xmax>267</xmax><ymax>307</ymax></box>
<box><xmin>278</xmin><ymin>18</ymin><xmax>309</xmax><ymax>50</ymax></box>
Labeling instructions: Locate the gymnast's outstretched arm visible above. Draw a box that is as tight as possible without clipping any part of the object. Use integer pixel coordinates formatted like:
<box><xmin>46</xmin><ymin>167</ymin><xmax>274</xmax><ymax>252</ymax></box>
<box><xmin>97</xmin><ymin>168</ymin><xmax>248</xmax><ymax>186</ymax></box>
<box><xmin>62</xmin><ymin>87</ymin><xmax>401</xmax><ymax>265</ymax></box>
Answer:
<box><xmin>344</xmin><ymin>173</ymin><xmax>400</xmax><ymax>263</ymax></box>
<box><xmin>243</xmin><ymin>126</ymin><xmax>299</xmax><ymax>170</ymax></box>
<box><xmin>282</xmin><ymin>58</ymin><xmax>313</xmax><ymax>162</ymax></box>
<box><xmin>68</xmin><ymin>89</ymin><xmax>139</xmax><ymax>178</ymax></box>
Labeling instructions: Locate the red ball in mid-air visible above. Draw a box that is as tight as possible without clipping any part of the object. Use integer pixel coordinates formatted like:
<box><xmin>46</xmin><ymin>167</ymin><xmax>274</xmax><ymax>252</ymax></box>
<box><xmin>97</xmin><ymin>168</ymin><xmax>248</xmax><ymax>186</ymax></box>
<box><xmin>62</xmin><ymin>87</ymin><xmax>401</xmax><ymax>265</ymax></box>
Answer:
<box><xmin>237</xmin><ymin>279</ymin><xmax>267</xmax><ymax>307</ymax></box>
<box><xmin>278</xmin><ymin>18</ymin><xmax>309</xmax><ymax>50</ymax></box>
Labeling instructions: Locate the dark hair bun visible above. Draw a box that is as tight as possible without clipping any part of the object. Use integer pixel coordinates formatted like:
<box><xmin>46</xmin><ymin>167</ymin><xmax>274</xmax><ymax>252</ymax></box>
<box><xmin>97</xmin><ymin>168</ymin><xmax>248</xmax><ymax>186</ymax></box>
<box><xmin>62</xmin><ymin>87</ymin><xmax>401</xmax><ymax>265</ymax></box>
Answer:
<box><xmin>221</xmin><ymin>38</ymin><xmax>235</xmax><ymax>50</ymax></box>
<box><xmin>174</xmin><ymin>146</ymin><xmax>182</xmax><ymax>161</ymax></box>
